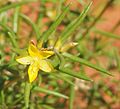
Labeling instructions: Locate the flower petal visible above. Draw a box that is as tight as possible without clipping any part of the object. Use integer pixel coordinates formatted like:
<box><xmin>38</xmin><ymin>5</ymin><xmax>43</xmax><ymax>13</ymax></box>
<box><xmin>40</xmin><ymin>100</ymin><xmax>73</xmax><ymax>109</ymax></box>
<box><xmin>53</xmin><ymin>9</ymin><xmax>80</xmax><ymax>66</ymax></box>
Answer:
<box><xmin>39</xmin><ymin>60</ymin><xmax>53</xmax><ymax>72</ymax></box>
<box><xmin>16</xmin><ymin>56</ymin><xmax>32</xmax><ymax>65</ymax></box>
<box><xmin>28</xmin><ymin>42</ymin><xmax>54</xmax><ymax>59</ymax></box>
<box><xmin>39</xmin><ymin>50</ymin><xmax>54</xmax><ymax>59</ymax></box>
<box><xmin>28</xmin><ymin>43</ymin><xmax>42</xmax><ymax>58</ymax></box>
<box><xmin>28</xmin><ymin>62</ymin><xmax>39</xmax><ymax>83</ymax></box>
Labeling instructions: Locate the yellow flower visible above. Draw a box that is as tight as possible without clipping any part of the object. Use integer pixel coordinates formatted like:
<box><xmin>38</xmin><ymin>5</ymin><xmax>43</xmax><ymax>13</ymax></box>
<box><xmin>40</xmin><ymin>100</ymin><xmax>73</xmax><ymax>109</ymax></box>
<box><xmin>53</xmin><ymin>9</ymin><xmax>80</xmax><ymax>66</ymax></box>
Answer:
<box><xmin>16</xmin><ymin>42</ymin><xmax>54</xmax><ymax>83</ymax></box>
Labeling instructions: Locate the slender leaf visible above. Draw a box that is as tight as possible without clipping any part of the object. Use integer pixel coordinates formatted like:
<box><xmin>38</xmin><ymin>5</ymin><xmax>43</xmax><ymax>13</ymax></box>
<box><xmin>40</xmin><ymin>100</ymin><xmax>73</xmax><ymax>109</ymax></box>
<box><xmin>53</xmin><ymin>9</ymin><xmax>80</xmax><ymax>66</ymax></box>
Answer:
<box><xmin>33</xmin><ymin>87</ymin><xmax>68</xmax><ymax>99</ymax></box>
<box><xmin>20</xmin><ymin>14</ymin><xmax>41</xmax><ymax>40</ymax></box>
<box><xmin>59</xmin><ymin>2</ymin><xmax>92</xmax><ymax>44</ymax></box>
<box><xmin>12</xmin><ymin>96</ymin><xmax>23</xmax><ymax>106</ymax></box>
<box><xmin>42</xmin><ymin>105</ymin><xmax>55</xmax><ymax>109</ymax></box>
<box><xmin>62</xmin><ymin>52</ymin><xmax>112</xmax><ymax>76</ymax></box>
<box><xmin>0</xmin><ymin>0</ymin><xmax>37</xmax><ymax>13</ymax></box>
<box><xmin>0</xmin><ymin>23</ymin><xmax>18</xmax><ymax>48</ymax></box>
<box><xmin>94</xmin><ymin>28</ymin><xmax>120</xmax><ymax>39</ymax></box>
<box><xmin>59</xmin><ymin>67</ymin><xmax>92</xmax><ymax>81</ymax></box>
<box><xmin>0</xmin><ymin>90</ymin><xmax>5</xmax><ymax>107</ymax></box>
<box><xmin>114</xmin><ymin>48</ymin><xmax>120</xmax><ymax>72</ymax></box>
<box><xmin>49</xmin><ymin>72</ymin><xmax>75</xmax><ymax>86</ymax></box>
<box><xmin>8</xmin><ymin>32</ymin><xmax>18</xmax><ymax>48</ymax></box>
<box><xmin>13</xmin><ymin>7</ymin><xmax>20</xmax><ymax>33</ymax></box>
<box><xmin>40</xmin><ymin>4</ymin><xmax>70</xmax><ymax>42</ymax></box>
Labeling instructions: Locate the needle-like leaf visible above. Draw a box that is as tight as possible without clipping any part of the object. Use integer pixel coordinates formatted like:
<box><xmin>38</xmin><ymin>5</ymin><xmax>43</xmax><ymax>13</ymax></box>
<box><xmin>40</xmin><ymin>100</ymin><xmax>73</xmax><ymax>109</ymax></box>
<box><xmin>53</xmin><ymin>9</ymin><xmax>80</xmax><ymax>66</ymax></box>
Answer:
<box><xmin>33</xmin><ymin>87</ymin><xmax>69</xmax><ymax>99</ymax></box>
<box><xmin>40</xmin><ymin>4</ymin><xmax>70</xmax><ymax>42</ymax></box>
<box><xmin>59</xmin><ymin>2</ymin><xmax>92</xmax><ymax>44</ymax></box>
<box><xmin>20</xmin><ymin>14</ymin><xmax>41</xmax><ymax>40</ymax></box>
<box><xmin>59</xmin><ymin>67</ymin><xmax>92</xmax><ymax>81</ymax></box>
<box><xmin>94</xmin><ymin>28</ymin><xmax>120</xmax><ymax>39</ymax></box>
<box><xmin>62</xmin><ymin>52</ymin><xmax>112</xmax><ymax>76</ymax></box>
<box><xmin>0</xmin><ymin>0</ymin><xmax>37</xmax><ymax>13</ymax></box>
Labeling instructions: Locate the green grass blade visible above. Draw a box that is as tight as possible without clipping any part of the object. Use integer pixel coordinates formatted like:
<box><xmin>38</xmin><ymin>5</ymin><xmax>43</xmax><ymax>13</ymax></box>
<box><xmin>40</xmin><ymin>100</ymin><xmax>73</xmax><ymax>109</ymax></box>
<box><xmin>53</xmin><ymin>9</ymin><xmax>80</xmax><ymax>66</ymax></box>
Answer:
<box><xmin>20</xmin><ymin>14</ymin><xmax>41</xmax><ymax>40</ymax></box>
<box><xmin>12</xmin><ymin>96</ymin><xmax>23</xmax><ymax>106</ymax></box>
<box><xmin>59</xmin><ymin>2</ymin><xmax>92</xmax><ymax>44</ymax></box>
<box><xmin>33</xmin><ymin>87</ymin><xmax>68</xmax><ymax>99</ymax></box>
<box><xmin>62</xmin><ymin>52</ymin><xmax>112</xmax><ymax>76</ymax></box>
<box><xmin>0</xmin><ymin>0</ymin><xmax>37</xmax><ymax>13</ymax></box>
<box><xmin>94</xmin><ymin>28</ymin><xmax>120</xmax><ymax>39</ymax></box>
<box><xmin>0</xmin><ymin>90</ymin><xmax>5</xmax><ymax>107</ymax></box>
<box><xmin>49</xmin><ymin>72</ymin><xmax>75</xmax><ymax>86</ymax></box>
<box><xmin>69</xmin><ymin>85</ymin><xmax>75</xmax><ymax>109</ymax></box>
<box><xmin>0</xmin><ymin>12</ymin><xmax>8</xmax><ymax>24</ymax></box>
<box><xmin>0</xmin><ymin>23</ymin><xmax>18</xmax><ymax>48</ymax></box>
<box><xmin>40</xmin><ymin>4</ymin><xmax>70</xmax><ymax>42</ymax></box>
<box><xmin>59</xmin><ymin>67</ymin><xmax>92</xmax><ymax>81</ymax></box>
<box><xmin>114</xmin><ymin>48</ymin><xmax>120</xmax><ymax>72</ymax></box>
<box><xmin>8</xmin><ymin>32</ymin><xmax>18</xmax><ymax>48</ymax></box>
<box><xmin>13</xmin><ymin>7</ymin><xmax>20</xmax><ymax>33</ymax></box>
<box><xmin>42</xmin><ymin>105</ymin><xmax>55</xmax><ymax>109</ymax></box>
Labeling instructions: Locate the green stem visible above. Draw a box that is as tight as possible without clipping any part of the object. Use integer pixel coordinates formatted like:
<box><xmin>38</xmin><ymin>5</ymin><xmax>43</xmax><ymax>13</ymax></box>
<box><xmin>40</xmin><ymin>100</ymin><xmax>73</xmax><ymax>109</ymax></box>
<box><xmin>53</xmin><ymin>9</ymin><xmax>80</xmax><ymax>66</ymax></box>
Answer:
<box><xmin>24</xmin><ymin>82</ymin><xmax>31</xmax><ymax>109</ymax></box>
<box><xmin>81</xmin><ymin>0</ymin><xmax>114</xmax><ymax>39</ymax></box>
<box><xmin>69</xmin><ymin>85</ymin><xmax>75</xmax><ymax>109</ymax></box>
<box><xmin>111</xmin><ymin>20</ymin><xmax>120</xmax><ymax>32</ymax></box>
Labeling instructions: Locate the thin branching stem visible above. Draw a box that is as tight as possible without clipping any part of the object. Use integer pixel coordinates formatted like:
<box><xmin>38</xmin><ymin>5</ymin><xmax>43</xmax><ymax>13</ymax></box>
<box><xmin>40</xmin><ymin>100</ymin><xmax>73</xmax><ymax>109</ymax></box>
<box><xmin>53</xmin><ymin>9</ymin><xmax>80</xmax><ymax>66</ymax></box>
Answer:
<box><xmin>81</xmin><ymin>0</ymin><xmax>115</xmax><ymax>39</ymax></box>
